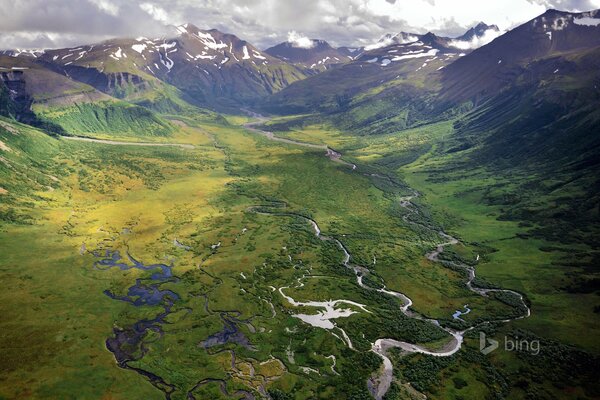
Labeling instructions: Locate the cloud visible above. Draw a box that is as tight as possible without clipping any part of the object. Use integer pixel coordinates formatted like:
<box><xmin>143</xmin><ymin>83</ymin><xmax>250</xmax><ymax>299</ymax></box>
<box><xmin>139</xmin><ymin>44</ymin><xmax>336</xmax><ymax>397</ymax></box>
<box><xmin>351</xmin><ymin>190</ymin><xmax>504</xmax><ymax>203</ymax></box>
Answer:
<box><xmin>449</xmin><ymin>28</ymin><xmax>504</xmax><ymax>49</ymax></box>
<box><xmin>0</xmin><ymin>0</ymin><xmax>597</xmax><ymax>50</ymax></box>
<box><xmin>88</xmin><ymin>0</ymin><xmax>119</xmax><ymax>16</ymax></box>
<box><xmin>0</xmin><ymin>32</ymin><xmax>59</xmax><ymax>50</ymax></box>
<box><xmin>526</xmin><ymin>0</ymin><xmax>599</xmax><ymax>11</ymax></box>
<box><xmin>287</xmin><ymin>31</ymin><xmax>315</xmax><ymax>48</ymax></box>
<box><xmin>139</xmin><ymin>2</ymin><xmax>169</xmax><ymax>23</ymax></box>
<box><xmin>364</xmin><ymin>33</ymin><xmax>419</xmax><ymax>50</ymax></box>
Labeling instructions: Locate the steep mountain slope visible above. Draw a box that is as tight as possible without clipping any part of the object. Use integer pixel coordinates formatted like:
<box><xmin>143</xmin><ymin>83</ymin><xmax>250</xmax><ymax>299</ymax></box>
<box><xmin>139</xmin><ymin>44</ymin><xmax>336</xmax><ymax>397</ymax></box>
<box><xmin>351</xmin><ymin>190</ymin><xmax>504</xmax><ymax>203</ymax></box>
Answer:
<box><xmin>165</xmin><ymin>24</ymin><xmax>309</xmax><ymax>108</ymax></box>
<box><xmin>259</xmin><ymin>31</ymin><xmax>468</xmax><ymax>130</ymax></box>
<box><xmin>361</xmin><ymin>9</ymin><xmax>600</xmax><ymax>248</ymax></box>
<box><xmin>33</xmin><ymin>24</ymin><xmax>309</xmax><ymax>110</ymax></box>
<box><xmin>260</xmin><ymin>9</ymin><xmax>600</xmax><ymax>247</ymax></box>
<box><xmin>1</xmin><ymin>55</ymin><xmax>109</xmax><ymax>108</ymax></box>
<box><xmin>258</xmin><ymin>22</ymin><xmax>502</xmax><ymax>120</ymax></box>
<box><xmin>441</xmin><ymin>9</ymin><xmax>600</xmax><ymax>103</ymax></box>
<box><xmin>1</xmin><ymin>55</ymin><xmax>113</xmax><ymax>132</ymax></box>
<box><xmin>436</xmin><ymin>9</ymin><xmax>600</xmax><ymax>172</ymax></box>
<box><xmin>0</xmin><ymin>55</ymin><xmax>175</xmax><ymax>137</ymax></box>
<box><xmin>337</xmin><ymin>46</ymin><xmax>363</xmax><ymax>59</ymax></box>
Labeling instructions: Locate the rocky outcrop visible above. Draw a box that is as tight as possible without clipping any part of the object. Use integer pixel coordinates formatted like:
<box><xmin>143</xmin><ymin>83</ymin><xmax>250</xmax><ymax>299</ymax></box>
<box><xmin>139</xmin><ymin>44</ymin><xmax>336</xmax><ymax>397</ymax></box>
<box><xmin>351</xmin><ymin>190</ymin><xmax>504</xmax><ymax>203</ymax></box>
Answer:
<box><xmin>0</xmin><ymin>71</ymin><xmax>34</xmax><ymax>122</ymax></box>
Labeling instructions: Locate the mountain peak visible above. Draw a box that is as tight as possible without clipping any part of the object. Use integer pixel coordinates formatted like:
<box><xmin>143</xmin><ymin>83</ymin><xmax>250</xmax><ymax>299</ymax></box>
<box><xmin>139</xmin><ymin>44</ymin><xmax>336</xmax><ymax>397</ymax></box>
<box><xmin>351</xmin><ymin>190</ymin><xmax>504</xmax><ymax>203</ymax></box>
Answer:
<box><xmin>473</xmin><ymin>21</ymin><xmax>497</xmax><ymax>30</ymax></box>
<box><xmin>364</xmin><ymin>31</ymin><xmax>419</xmax><ymax>50</ymax></box>
<box><xmin>175</xmin><ymin>23</ymin><xmax>201</xmax><ymax>35</ymax></box>
<box><xmin>278</xmin><ymin>38</ymin><xmax>330</xmax><ymax>49</ymax></box>
<box><xmin>447</xmin><ymin>22</ymin><xmax>502</xmax><ymax>49</ymax></box>
<box><xmin>265</xmin><ymin>38</ymin><xmax>348</xmax><ymax>68</ymax></box>
<box><xmin>421</xmin><ymin>32</ymin><xmax>438</xmax><ymax>40</ymax></box>
<box><xmin>456</xmin><ymin>22</ymin><xmax>500</xmax><ymax>42</ymax></box>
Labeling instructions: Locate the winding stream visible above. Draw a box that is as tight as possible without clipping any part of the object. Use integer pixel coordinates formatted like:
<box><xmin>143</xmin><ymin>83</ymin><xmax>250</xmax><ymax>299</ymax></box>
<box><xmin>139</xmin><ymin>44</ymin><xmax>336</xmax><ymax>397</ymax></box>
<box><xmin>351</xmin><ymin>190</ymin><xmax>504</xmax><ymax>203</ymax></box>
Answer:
<box><xmin>93</xmin><ymin>250</ymin><xmax>179</xmax><ymax>399</ymax></box>
<box><xmin>88</xmin><ymin>112</ymin><xmax>531</xmax><ymax>399</ymax></box>
<box><xmin>244</xmin><ymin>112</ymin><xmax>531</xmax><ymax>399</ymax></box>
<box><xmin>243</xmin><ymin>115</ymin><xmax>357</xmax><ymax>170</ymax></box>
<box><xmin>92</xmin><ymin>250</ymin><xmax>255</xmax><ymax>399</ymax></box>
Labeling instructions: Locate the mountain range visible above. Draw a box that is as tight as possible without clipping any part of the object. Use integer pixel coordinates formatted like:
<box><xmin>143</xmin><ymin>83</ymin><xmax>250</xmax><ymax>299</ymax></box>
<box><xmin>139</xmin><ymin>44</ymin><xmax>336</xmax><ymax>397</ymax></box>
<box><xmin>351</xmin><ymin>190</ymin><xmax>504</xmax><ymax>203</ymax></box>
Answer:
<box><xmin>0</xmin><ymin>17</ymin><xmax>505</xmax><ymax>116</ymax></box>
<box><xmin>1</xmin><ymin>8</ymin><xmax>599</xmax><ymax>181</ymax></box>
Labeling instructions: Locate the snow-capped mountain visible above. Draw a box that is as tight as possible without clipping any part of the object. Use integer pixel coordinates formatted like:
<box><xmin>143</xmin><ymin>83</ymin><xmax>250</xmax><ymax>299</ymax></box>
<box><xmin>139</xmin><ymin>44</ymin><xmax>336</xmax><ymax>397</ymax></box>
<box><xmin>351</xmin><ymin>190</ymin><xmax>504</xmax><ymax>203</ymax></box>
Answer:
<box><xmin>2</xmin><ymin>10</ymin><xmax>599</xmax><ymax>113</ymax></box>
<box><xmin>39</xmin><ymin>24</ymin><xmax>279</xmax><ymax>74</ymax></box>
<box><xmin>365</xmin><ymin>32</ymin><xmax>421</xmax><ymax>50</ymax></box>
<box><xmin>448</xmin><ymin>22</ymin><xmax>501</xmax><ymax>50</ymax></box>
<box><xmin>367</xmin><ymin>22</ymin><xmax>501</xmax><ymax>53</ymax></box>
<box><xmin>355</xmin><ymin>31</ymin><xmax>464</xmax><ymax>69</ymax></box>
<box><xmin>455</xmin><ymin>22</ymin><xmax>500</xmax><ymax>42</ymax></box>
<box><xmin>29</xmin><ymin>23</ymin><xmax>309</xmax><ymax>109</ymax></box>
<box><xmin>0</xmin><ymin>49</ymin><xmax>45</xmax><ymax>59</ymax></box>
<box><xmin>265</xmin><ymin>39</ymin><xmax>355</xmax><ymax>71</ymax></box>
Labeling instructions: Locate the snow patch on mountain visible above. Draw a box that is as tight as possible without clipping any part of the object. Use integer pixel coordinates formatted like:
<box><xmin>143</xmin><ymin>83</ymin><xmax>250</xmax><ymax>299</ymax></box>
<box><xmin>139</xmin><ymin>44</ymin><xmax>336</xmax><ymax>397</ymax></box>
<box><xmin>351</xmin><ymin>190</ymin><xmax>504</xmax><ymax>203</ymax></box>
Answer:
<box><xmin>242</xmin><ymin>46</ymin><xmax>251</xmax><ymax>60</ymax></box>
<box><xmin>573</xmin><ymin>17</ymin><xmax>600</xmax><ymax>26</ymax></box>
<box><xmin>110</xmin><ymin>47</ymin><xmax>123</xmax><ymax>60</ymax></box>
<box><xmin>365</xmin><ymin>33</ymin><xmax>419</xmax><ymax>51</ymax></box>
<box><xmin>4</xmin><ymin>49</ymin><xmax>45</xmax><ymax>58</ymax></box>
<box><xmin>392</xmin><ymin>48</ymin><xmax>439</xmax><ymax>61</ymax></box>
<box><xmin>155</xmin><ymin>42</ymin><xmax>177</xmax><ymax>70</ymax></box>
<box><xmin>252</xmin><ymin>50</ymin><xmax>266</xmax><ymax>60</ymax></box>
<box><xmin>159</xmin><ymin>53</ymin><xmax>173</xmax><ymax>70</ymax></box>
<box><xmin>552</xmin><ymin>17</ymin><xmax>569</xmax><ymax>30</ymax></box>
<box><xmin>75</xmin><ymin>51</ymin><xmax>87</xmax><ymax>61</ymax></box>
<box><xmin>132</xmin><ymin>44</ymin><xmax>147</xmax><ymax>53</ymax></box>
<box><xmin>194</xmin><ymin>31</ymin><xmax>227</xmax><ymax>50</ymax></box>
<box><xmin>156</xmin><ymin>42</ymin><xmax>177</xmax><ymax>51</ymax></box>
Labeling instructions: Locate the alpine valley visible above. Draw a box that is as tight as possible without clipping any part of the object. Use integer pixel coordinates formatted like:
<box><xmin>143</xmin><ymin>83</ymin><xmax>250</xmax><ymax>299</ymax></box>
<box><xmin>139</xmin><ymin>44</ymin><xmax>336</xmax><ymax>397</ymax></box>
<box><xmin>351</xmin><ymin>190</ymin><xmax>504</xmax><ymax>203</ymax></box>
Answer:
<box><xmin>1</xmin><ymin>6</ymin><xmax>599</xmax><ymax>400</ymax></box>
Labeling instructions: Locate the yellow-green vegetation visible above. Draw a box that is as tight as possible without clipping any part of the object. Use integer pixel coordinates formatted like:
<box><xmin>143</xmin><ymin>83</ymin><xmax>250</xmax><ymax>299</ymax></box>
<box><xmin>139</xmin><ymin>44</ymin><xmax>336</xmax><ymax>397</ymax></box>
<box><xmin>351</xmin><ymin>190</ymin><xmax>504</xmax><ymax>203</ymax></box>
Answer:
<box><xmin>0</xmin><ymin>115</ymin><xmax>452</xmax><ymax>399</ymax></box>
<box><xmin>259</xmin><ymin>118</ymin><xmax>600</xmax><ymax>399</ymax></box>
<box><xmin>33</xmin><ymin>100</ymin><xmax>175</xmax><ymax>138</ymax></box>
<box><xmin>1</xmin><ymin>104</ymin><xmax>598</xmax><ymax>400</ymax></box>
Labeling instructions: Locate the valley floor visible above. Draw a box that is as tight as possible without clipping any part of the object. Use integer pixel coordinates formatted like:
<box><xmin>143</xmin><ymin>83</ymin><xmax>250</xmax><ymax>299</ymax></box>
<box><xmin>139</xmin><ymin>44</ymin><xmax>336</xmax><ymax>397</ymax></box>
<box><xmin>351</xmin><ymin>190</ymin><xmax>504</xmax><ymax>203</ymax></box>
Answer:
<box><xmin>0</xmin><ymin>113</ymin><xmax>598</xmax><ymax>400</ymax></box>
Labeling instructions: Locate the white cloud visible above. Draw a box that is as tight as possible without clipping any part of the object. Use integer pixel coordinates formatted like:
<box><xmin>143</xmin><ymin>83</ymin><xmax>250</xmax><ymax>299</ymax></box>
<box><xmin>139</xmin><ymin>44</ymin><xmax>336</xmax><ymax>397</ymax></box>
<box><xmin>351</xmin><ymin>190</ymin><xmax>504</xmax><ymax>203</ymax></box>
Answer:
<box><xmin>139</xmin><ymin>2</ymin><xmax>168</xmax><ymax>23</ymax></box>
<box><xmin>573</xmin><ymin>16</ymin><xmax>600</xmax><ymax>24</ymax></box>
<box><xmin>0</xmin><ymin>0</ymin><xmax>597</xmax><ymax>50</ymax></box>
<box><xmin>287</xmin><ymin>31</ymin><xmax>315</xmax><ymax>48</ymax></box>
<box><xmin>526</xmin><ymin>0</ymin><xmax>599</xmax><ymax>11</ymax></box>
<box><xmin>364</xmin><ymin>33</ymin><xmax>419</xmax><ymax>51</ymax></box>
<box><xmin>449</xmin><ymin>28</ymin><xmax>504</xmax><ymax>49</ymax></box>
<box><xmin>88</xmin><ymin>0</ymin><xmax>119</xmax><ymax>16</ymax></box>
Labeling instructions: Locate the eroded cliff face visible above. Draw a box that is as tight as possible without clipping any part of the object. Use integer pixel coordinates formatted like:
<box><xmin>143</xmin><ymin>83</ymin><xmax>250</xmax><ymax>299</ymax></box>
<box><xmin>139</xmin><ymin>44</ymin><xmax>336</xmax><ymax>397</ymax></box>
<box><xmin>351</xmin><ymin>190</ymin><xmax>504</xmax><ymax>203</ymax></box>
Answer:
<box><xmin>0</xmin><ymin>71</ymin><xmax>34</xmax><ymax>122</ymax></box>
<box><xmin>61</xmin><ymin>67</ymin><xmax>151</xmax><ymax>98</ymax></box>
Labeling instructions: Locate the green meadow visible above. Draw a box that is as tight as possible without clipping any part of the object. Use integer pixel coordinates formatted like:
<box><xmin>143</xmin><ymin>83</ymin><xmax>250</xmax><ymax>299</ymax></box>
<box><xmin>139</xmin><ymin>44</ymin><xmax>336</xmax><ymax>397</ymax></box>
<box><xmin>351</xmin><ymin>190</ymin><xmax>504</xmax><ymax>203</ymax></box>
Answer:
<box><xmin>1</xmin><ymin>110</ymin><xmax>598</xmax><ymax>400</ymax></box>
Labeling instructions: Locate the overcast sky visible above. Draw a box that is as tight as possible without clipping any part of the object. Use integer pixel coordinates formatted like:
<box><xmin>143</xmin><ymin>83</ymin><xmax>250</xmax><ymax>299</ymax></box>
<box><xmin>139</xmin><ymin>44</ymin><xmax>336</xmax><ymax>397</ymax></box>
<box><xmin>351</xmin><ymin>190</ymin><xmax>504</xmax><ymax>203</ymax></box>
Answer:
<box><xmin>1</xmin><ymin>0</ymin><xmax>599</xmax><ymax>50</ymax></box>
